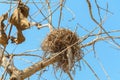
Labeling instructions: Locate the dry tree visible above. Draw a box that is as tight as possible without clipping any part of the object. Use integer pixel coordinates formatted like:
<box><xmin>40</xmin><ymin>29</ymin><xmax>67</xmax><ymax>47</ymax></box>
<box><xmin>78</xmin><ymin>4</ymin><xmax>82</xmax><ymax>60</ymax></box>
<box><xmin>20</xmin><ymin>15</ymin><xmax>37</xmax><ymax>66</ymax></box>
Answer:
<box><xmin>0</xmin><ymin>0</ymin><xmax>120</xmax><ymax>80</ymax></box>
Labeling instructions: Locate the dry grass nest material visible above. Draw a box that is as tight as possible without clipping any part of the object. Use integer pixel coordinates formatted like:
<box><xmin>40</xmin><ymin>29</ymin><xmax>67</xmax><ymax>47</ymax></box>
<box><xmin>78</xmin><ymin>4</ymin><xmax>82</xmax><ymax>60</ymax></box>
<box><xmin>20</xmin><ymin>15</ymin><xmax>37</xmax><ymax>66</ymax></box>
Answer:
<box><xmin>42</xmin><ymin>28</ymin><xmax>83</xmax><ymax>72</ymax></box>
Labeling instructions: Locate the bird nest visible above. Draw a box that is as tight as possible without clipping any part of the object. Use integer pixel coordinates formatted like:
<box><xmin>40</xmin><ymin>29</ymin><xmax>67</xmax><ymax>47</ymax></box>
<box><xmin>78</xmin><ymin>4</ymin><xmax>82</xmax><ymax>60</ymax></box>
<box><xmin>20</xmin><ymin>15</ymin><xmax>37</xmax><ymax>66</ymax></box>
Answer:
<box><xmin>42</xmin><ymin>28</ymin><xmax>83</xmax><ymax>72</ymax></box>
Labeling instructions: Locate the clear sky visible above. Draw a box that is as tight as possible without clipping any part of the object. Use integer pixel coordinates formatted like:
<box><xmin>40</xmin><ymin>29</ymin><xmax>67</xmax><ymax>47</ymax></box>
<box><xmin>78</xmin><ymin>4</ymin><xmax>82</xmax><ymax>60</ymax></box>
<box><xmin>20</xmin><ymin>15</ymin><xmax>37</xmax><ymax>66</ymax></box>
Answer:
<box><xmin>0</xmin><ymin>0</ymin><xmax>120</xmax><ymax>80</ymax></box>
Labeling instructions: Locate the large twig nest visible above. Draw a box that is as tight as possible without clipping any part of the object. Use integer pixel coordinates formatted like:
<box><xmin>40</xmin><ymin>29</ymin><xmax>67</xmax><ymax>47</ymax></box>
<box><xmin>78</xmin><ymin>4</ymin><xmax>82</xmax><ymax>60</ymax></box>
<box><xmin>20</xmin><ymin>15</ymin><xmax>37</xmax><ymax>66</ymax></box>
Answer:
<box><xmin>42</xmin><ymin>28</ymin><xmax>83</xmax><ymax>72</ymax></box>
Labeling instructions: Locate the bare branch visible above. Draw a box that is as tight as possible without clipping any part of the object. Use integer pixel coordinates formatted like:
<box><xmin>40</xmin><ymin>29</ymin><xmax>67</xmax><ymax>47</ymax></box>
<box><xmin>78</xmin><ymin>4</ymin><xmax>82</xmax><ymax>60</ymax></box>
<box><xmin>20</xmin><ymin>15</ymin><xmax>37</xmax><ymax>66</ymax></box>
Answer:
<box><xmin>58</xmin><ymin>0</ymin><xmax>64</xmax><ymax>28</ymax></box>
<box><xmin>86</xmin><ymin>0</ymin><xmax>120</xmax><ymax>48</ymax></box>
<box><xmin>82</xmin><ymin>58</ymin><xmax>100</xmax><ymax>80</ymax></box>
<box><xmin>22</xmin><ymin>53</ymin><xmax>61</xmax><ymax>79</ymax></box>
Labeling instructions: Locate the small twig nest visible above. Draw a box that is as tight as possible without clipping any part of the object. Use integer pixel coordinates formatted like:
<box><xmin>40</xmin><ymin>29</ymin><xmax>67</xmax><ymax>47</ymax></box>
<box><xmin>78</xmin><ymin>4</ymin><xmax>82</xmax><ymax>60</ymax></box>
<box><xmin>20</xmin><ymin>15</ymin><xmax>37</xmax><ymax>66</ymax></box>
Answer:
<box><xmin>42</xmin><ymin>28</ymin><xmax>83</xmax><ymax>72</ymax></box>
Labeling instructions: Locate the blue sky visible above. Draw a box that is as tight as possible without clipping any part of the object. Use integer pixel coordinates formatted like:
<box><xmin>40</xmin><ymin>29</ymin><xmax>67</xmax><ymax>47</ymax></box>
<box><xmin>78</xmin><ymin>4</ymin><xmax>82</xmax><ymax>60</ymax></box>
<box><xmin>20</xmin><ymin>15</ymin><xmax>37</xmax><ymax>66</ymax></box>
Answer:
<box><xmin>0</xmin><ymin>0</ymin><xmax>120</xmax><ymax>80</ymax></box>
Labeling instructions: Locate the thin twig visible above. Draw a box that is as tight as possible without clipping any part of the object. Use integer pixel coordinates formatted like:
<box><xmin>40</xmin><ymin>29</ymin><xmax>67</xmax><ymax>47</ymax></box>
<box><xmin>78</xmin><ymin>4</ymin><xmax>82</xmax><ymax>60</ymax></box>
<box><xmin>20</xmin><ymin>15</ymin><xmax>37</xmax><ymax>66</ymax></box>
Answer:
<box><xmin>94</xmin><ymin>0</ymin><xmax>102</xmax><ymax>22</ymax></box>
<box><xmin>46</xmin><ymin>0</ymin><xmax>52</xmax><ymax>24</ymax></box>
<box><xmin>64</xmin><ymin>5</ymin><xmax>75</xmax><ymax>22</ymax></box>
<box><xmin>82</xmin><ymin>58</ymin><xmax>100</xmax><ymax>80</ymax></box>
<box><xmin>32</xmin><ymin>0</ymin><xmax>47</xmax><ymax>22</ymax></box>
<box><xmin>81</xmin><ymin>36</ymin><xmax>120</xmax><ymax>48</ymax></box>
<box><xmin>67</xmin><ymin>71</ymin><xmax>73</xmax><ymax>80</ymax></box>
<box><xmin>90</xmin><ymin>30</ymin><xmax>120</xmax><ymax>36</ymax></box>
<box><xmin>58</xmin><ymin>0</ymin><xmax>64</xmax><ymax>28</ymax></box>
<box><xmin>46</xmin><ymin>0</ymin><xmax>53</xmax><ymax>31</ymax></box>
<box><xmin>86</xmin><ymin>0</ymin><xmax>120</xmax><ymax>48</ymax></box>
<box><xmin>92</xmin><ymin>43</ymin><xmax>111</xmax><ymax>80</ymax></box>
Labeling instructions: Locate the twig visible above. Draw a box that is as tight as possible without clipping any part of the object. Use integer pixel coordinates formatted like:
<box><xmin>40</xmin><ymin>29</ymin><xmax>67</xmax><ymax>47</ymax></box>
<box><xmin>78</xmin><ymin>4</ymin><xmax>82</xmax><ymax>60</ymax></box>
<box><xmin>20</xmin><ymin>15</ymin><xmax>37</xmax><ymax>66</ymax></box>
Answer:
<box><xmin>46</xmin><ymin>0</ymin><xmax>53</xmax><ymax>32</ymax></box>
<box><xmin>67</xmin><ymin>71</ymin><xmax>73</xmax><ymax>80</ymax></box>
<box><xmin>67</xmin><ymin>48</ymin><xmax>73</xmax><ymax>71</ymax></box>
<box><xmin>32</xmin><ymin>0</ymin><xmax>47</xmax><ymax>21</ymax></box>
<box><xmin>5</xmin><ymin>53</ymin><xmax>42</xmax><ymax>58</ymax></box>
<box><xmin>82</xmin><ymin>58</ymin><xmax>100</xmax><ymax>80</ymax></box>
<box><xmin>64</xmin><ymin>5</ymin><xmax>75</xmax><ymax>22</ymax></box>
<box><xmin>81</xmin><ymin>36</ymin><xmax>120</xmax><ymax>48</ymax></box>
<box><xmin>86</xmin><ymin>0</ymin><xmax>120</xmax><ymax>48</ymax></box>
<box><xmin>0</xmin><ymin>1</ymin><xmax>46</xmax><ymax>4</ymax></box>
<box><xmin>94</xmin><ymin>0</ymin><xmax>102</xmax><ymax>22</ymax></box>
<box><xmin>46</xmin><ymin>0</ymin><xmax>52</xmax><ymax>24</ymax></box>
<box><xmin>77</xmin><ymin>23</ymin><xmax>91</xmax><ymax>32</ymax></box>
<box><xmin>90</xmin><ymin>30</ymin><xmax>120</xmax><ymax>36</ymax></box>
<box><xmin>1</xmin><ymin>55</ymin><xmax>13</xmax><ymax>80</ymax></box>
<box><xmin>96</xmin><ymin>55</ymin><xmax>111</xmax><ymax>80</ymax></box>
<box><xmin>39</xmin><ymin>3</ymin><xmax>60</xmax><ymax>23</ymax></box>
<box><xmin>58</xmin><ymin>0</ymin><xmax>64</xmax><ymax>28</ymax></box>
<box><xmin>92</xmin><ymin>43</ymin><xmax>111</xmax><ymax>80</ymax></box>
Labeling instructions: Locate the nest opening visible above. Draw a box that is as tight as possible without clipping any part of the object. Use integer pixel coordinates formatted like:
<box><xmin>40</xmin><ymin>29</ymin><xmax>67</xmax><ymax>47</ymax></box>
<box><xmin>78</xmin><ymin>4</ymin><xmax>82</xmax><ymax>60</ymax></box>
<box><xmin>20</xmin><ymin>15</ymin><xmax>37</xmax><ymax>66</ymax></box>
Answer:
<box><xmin>42</xmin><ymin>28</ymin><xmax>83</xmax><ymax>72</ymax></box>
